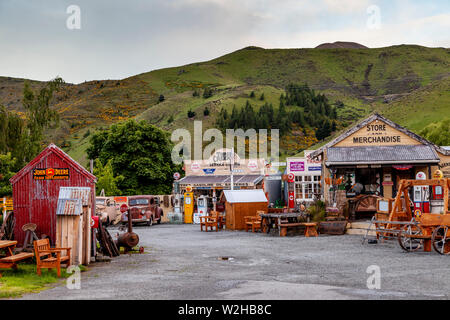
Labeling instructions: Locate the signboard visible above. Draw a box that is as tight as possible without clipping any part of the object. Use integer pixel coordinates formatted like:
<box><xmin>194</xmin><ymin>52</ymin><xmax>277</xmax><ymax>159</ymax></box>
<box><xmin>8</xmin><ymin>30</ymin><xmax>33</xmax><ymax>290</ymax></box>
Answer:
<box><xmin>33</xmin><ymin>168</ymin><xmax>69</xmax><ymax>180</ymax></box>
<box><xmin>416</xmin><ymin>171</ymin><xmax>426</xmax><ymax>180</ymax></box>
<box><xmin>289</xmin><ymin>161</ymin><xmax>305</xmax><ymax>172</ymax></box>
<box><xmin>335</xmin><ymin>120</ymin><xmax>422</xmax><ymax>147</ymax></box>
<box><xmin>433</xmin><ymin>170</ymin><xmax>444</xmax><ymax>179</ymax></box>
<box><xmin>308</xmin><ymin>166</ymin><xmax>321</xmax><ymax>171</ymax></box>
<box><xmin>173</xmin><ymin>172</ymin><xmax>181</xmax><ymax>180</ymax></box>
<box><xmin>184</xmin><ymin>149</ymin><xmax>265</xmax><ymax>176</ymax></box>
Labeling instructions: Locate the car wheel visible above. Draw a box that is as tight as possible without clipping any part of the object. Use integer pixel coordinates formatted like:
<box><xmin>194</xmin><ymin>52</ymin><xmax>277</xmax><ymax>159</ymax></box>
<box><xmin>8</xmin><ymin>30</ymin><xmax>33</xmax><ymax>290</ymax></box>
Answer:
<box><xmin>146</xmin><ymin>217</ymin><xmax>153</xmax><ymax>226</ymax></box>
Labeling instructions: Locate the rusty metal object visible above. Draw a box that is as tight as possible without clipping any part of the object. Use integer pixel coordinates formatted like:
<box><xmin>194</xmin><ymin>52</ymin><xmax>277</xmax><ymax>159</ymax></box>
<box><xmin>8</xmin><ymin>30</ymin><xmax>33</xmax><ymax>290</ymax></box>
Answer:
<box><xmin>117</xmin><ymin>232</ymin><xmax>139</xmax><ymax>249</ymax></box>
<box><xmin>116</xmin><ymin>208</ymin><xmax>140</xmax><ymax>252</ymax></box>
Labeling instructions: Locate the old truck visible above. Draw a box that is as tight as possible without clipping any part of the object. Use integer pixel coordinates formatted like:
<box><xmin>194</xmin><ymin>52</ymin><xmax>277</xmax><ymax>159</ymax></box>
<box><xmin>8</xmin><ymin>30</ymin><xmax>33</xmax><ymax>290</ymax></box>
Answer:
<box><xmin>96</xmin><ymin>197</ymin><xmax>122</xmax><ymax>226</ymax></box>
<box><xmin>123</xmin><ymin>195</ymin><xmax>163</xmax><ymax>226</ymax></box>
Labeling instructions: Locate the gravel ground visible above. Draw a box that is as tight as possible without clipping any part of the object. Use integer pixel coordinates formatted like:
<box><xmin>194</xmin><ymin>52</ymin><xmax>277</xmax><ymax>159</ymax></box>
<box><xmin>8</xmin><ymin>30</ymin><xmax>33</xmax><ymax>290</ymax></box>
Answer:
<box><xmin>21</xmin><ymin>224</ymin><xmax>450</xmax><ymax>300</ymax></box>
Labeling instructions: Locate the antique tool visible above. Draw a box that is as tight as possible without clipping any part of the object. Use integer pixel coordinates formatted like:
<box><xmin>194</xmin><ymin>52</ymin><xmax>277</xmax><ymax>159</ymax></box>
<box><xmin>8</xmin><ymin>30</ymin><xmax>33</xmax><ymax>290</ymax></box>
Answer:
<box><xmin>116</xmin><ymin>204</ymin><xmax>141</xmax><ymax>253</ymax></box>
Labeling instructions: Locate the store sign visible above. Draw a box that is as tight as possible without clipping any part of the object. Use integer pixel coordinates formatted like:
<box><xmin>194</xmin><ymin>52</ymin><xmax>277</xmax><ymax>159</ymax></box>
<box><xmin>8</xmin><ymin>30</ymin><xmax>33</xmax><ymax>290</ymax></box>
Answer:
<box><xmin>290</xmin><ymin>161</ymin><xmax>305</xmax><ymax>172</ymax></box>
<box><xmin>308</xmin><ymin>166</ymin><xmax>321</xmax><ymax>171</ymax></box>
<box><xmin>352</xmin><ymin>124</ymin><xmax>401</xmax><ymax>144</ymax></box>
<box><xmin>190</xmin><ymin>162</ymin><xmax>201</xmax><ymax>171</ymax></box>
<box><xmin>33</xmin><ymin>168</ymin><xmax>69</xmax><ymax>180</ymax></box>
<box><xmin>202</xmin><ymin>169</ymin><xmax>216</xmax><ymax>174</ymax></box>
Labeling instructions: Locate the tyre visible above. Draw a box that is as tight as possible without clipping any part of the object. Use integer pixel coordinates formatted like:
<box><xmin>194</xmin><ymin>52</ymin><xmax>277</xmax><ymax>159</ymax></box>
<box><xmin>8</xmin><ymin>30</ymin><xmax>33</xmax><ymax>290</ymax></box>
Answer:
<box><xmin>146</xmin><ymin>217</ymin><xmax>153</xmax><ymax>226</ymax></box>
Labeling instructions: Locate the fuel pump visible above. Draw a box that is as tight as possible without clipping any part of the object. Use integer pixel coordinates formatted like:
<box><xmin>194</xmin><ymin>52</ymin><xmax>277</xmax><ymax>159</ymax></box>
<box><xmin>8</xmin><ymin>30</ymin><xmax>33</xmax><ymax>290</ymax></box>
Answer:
<box><xmin>193</xmin><ymin>195</ymin><xmax>209</xmax><ymax>224</ymax></box>
<box><xmin>184</xmin><ymin>187</ymin><xmax>194</xmax><ymax>224</ymax></box>
<box><xmin>413</xmin><ymin>171</ymin><xmax>430</xmax><ymax>213</ymax></box>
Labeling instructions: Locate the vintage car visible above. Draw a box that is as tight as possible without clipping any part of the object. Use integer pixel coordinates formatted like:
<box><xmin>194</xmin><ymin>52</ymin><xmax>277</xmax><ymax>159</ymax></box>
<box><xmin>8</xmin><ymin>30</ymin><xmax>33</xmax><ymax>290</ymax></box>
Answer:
<box><xmin>123</xmin><ymin>195</ymin><xmax>163</xmax><ymax>226</ymax></box>
<box><xmin>95</xmin><ymin>197</ymin><xmax>122</xmax><ymax>226</ymax></box>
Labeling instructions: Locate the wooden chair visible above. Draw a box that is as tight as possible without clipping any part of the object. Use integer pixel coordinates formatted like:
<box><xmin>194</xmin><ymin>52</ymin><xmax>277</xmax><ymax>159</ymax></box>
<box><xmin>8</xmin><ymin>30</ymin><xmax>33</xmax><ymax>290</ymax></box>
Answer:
<box><xmin>33</xmin><ymin>239</ymin><xmax>71</xmax><ymax>277</ymax></box>
<box><xmin>199</xmin><ymin>215</ymin><xmax>219</xmax><ymax>232</ymax></box>
<box><xmin>244</xmin><ymin>211</ymin><xmax>264</xmax><ymax>233</ymax></box>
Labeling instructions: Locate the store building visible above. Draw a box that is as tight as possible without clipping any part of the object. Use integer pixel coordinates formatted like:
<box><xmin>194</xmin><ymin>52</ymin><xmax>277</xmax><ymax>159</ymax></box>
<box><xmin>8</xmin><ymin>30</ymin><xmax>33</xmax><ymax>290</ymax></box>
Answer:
<box><xmin>285</xmin><ymin>150</ymin><xmax>323</xmax><ymax>208</ymax></box>
<box><xmin>177</xmin><ymin>149</ymin><xmax>267</xmax><ymax>216</ymax></box>
<box><xmin>310</xmin><ymin>114</ymin><xmax>448</xmax><ymax>217</ymax></box>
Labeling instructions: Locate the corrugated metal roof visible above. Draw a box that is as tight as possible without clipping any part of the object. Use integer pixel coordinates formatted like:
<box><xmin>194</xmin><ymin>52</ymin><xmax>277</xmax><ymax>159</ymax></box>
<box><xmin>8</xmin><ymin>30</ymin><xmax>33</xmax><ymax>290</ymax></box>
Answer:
<box><xmin>326</xmin><ymin>145</ymin><xmax>440</xmax><ymax>165</ymax></box>
<box><xmin>58</xmin><ymin>187</ymin><xmax>92</xmax><ymax>206</ymax></box>
<box><xmin>56</xmin><ymin>198</ymin><xmax>82</xmax><ymax>216</ymax></box>
<box><xmin>223</xmin><ymin>189</ymin><xmax>268</xmax><ymax>203</ymax></box>
<box><xmin>178</xmin><ymin>175</ymin><xmax>263</xmax><ymax>186</ymax></box>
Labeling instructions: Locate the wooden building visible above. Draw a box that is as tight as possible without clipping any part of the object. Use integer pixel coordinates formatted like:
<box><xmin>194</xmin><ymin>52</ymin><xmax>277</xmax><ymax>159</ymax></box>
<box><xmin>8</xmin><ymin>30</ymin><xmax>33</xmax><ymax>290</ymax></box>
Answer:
<box><xmin>10</xmin><ymin>144</ymin><xmax>97</xmax><ymax>246</ymax></box>
<box><xmin>223</xmin><ymin>189</ymin><xmax>268</xmax><ymax>230</ymax></box>
<box><xmin>310</xmin><ymin>114</ymin><xmax>449</xmax><ymax>218</ymax></box>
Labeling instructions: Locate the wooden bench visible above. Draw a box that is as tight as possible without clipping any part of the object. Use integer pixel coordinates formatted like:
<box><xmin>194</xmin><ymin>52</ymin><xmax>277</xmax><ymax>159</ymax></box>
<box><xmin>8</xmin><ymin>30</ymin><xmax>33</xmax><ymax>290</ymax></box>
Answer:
<box><xmin>279</xmin><ymin>222</ymin><xmax>318</xmax><ymax>237</ymax></box>
<box><xmin>0</xmin><ymin>252</ymin><xmax>34</xmax><ymax>276</ymax></box>
<box><xmin>34</xmin><ymin>239</ymin><xmax>71</xmax><ymax>277</ymax></box>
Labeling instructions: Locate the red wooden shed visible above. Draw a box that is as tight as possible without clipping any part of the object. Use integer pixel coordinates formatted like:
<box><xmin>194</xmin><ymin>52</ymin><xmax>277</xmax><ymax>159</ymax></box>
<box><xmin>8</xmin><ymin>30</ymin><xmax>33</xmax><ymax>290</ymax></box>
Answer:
<box><xmin>9</xmin><ymin>144</ymin><xmax>96</xmax><ymax>246</ymax></box>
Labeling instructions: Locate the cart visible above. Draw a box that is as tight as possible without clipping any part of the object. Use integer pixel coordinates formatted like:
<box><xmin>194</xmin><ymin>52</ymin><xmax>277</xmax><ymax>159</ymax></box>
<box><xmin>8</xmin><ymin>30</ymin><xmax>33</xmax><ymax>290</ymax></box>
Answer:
<box><xmin>385</xmin><ymin>177</ymin><xmax>450</xmax><ymax>254</ymax></box>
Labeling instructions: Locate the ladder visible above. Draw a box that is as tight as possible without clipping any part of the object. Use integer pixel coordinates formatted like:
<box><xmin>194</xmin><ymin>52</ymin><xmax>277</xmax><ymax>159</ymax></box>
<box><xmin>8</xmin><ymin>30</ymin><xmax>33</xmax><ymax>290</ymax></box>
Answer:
<box><xmin>362</xmin><ymin>216</ymin><xmax>417</xmax><ymax>244</ymax></box>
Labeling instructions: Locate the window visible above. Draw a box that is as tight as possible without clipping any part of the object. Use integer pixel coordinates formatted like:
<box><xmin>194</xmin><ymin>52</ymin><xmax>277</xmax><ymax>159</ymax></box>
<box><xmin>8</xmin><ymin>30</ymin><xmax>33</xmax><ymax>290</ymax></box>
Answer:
<box><xmin>129</xmin><ymin>198</ymin><xmax>149</xmax><ymax>206</ymax></box>
<box><xmin>294</xmin><ymin>175</ymin><xmax>321</xmax><ymax>201</ymax></box>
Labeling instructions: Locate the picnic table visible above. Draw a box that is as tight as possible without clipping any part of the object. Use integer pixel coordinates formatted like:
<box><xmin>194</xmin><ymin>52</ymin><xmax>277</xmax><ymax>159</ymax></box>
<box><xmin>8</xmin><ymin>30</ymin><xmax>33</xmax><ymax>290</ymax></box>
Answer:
<box><xmin>259</xmin><ymin>212</ymin><xmax>316</xmax><ymax>237</ymax></box>
<box><xmin>0</xmin><ymin>240</ymin><xmax>34</xmax><ymax>276</ymax></box>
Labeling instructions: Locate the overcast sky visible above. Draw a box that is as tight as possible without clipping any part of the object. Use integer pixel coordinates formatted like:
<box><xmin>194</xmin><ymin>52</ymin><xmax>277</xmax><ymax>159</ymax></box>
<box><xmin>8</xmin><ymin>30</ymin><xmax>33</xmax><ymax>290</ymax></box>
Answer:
<box><xmin>0</xmin><ymin>0</ymin><xmax>449</xmax><ymax>84</ymax></box>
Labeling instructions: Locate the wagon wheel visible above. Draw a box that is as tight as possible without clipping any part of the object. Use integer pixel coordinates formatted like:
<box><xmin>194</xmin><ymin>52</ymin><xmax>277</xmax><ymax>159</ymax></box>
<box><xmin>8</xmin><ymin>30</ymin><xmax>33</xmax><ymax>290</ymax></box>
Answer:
<box><xmin>432</xmin><ymin>226</ymin><xmax>450</xmax><ymax>255</ymax></box>
<box><xmin>398</xmin><ymin>224</ymin><xmax>424</xmax><ymax>252</ymax></box>
<box><xmin>261</xmin><ymin>217</ymin><xmax>270</xmax><ymax>234</ymax></box>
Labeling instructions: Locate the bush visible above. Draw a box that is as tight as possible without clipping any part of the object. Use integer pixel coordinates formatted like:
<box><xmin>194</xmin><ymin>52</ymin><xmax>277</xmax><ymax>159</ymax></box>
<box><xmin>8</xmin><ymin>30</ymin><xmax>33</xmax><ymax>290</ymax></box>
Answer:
<box><xmin>307</xmin><ymin>200</ymin><xmax>326</xmax><ymax>222</ymax></box>
<box><xmin>187</xmin><ymin>110</ymin><xmax>196</xmax><ymax>118</ymax></box>
<box><xmin>203</xmin><ymin>107</ymin><xmax>210</xmax><ymax>116</ymax></box>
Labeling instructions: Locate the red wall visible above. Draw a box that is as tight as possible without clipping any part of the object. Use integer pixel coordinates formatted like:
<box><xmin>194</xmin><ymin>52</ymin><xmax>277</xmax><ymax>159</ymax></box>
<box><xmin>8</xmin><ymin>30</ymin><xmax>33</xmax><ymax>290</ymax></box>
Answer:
<box><xmin>12</xmin><ymin>151</ymin><xmax>95</xmax><ymax>246</ymax></box>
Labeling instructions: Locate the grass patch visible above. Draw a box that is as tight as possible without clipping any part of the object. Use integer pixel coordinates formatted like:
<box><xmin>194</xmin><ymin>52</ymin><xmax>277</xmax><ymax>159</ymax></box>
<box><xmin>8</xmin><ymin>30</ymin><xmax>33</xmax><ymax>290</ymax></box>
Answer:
<box><xmin>0</xmin><ymin>264</ymin><xmax>87</xmax><ymax>298</ymax></box>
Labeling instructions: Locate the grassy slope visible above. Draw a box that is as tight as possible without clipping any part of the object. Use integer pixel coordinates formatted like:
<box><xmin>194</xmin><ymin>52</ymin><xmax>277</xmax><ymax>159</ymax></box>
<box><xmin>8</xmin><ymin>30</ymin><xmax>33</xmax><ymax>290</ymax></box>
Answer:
<box><xmin>1</xmin><ymin>45</ymin><xmax>449</xmax><ymax>165</ymax></box>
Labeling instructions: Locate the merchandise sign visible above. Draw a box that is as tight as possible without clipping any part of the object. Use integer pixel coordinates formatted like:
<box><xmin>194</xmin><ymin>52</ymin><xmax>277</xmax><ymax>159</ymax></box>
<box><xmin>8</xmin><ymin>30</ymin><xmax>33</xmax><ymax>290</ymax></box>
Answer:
<box><xmin>33</xmin><ymin>168</ymin><xmax>69</xmax><ymax>180</ymax></box>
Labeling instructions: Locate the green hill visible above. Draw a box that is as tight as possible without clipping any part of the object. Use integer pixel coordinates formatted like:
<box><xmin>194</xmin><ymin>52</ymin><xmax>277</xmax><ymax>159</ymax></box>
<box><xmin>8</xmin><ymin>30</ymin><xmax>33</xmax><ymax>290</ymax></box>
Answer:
<box><xmin>1</xmin><ymin>44</ymin><xmax>449</xmax><ymax>166</ymax></box>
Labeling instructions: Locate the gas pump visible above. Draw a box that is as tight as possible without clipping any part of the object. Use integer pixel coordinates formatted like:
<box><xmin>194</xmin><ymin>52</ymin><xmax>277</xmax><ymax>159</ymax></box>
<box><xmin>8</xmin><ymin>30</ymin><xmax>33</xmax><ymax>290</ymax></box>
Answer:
<box><xmin>184</xmin><ymin>187</ymin><xmax>194</xmax><ymax>224</ymax></box>
<box><xmin>413</xmin><ymin>171</ymin><xmax>430</xmax><ymax>213</ymax></box>
<box><xmin>193</xmin><ymin>195</ymin><xmax>209</xmax><ymax>224</ymax></box>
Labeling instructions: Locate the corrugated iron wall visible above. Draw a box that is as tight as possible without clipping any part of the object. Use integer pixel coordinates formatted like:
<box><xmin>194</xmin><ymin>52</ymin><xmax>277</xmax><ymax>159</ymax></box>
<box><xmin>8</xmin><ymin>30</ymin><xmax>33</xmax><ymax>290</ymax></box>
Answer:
<box><xmin>12</xmin><ymin>151</ymin><xmax>95</xmax><ymax>246</ymax></box>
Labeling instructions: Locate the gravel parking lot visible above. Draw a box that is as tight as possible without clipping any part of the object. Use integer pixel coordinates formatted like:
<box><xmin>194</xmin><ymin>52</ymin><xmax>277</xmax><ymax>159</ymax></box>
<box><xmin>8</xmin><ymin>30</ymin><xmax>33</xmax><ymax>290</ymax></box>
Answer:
<box><xmin>22</xmin><ymin>224</ymin><xmax>450</xmax><ymax>300</ymax></box>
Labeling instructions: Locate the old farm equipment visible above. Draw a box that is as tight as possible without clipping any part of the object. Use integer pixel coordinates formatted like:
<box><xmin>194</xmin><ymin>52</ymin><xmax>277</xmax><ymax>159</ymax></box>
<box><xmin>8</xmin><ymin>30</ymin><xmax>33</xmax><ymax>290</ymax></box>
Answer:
<box><xmin>116</xmin><ymin>204</ymin><xmax>141</xmax><ymax>253</ymax></box>
<box><xmin>373</xmin><ymin>177</ymin><xmax>450</xmax><ymax>254</ymax></box>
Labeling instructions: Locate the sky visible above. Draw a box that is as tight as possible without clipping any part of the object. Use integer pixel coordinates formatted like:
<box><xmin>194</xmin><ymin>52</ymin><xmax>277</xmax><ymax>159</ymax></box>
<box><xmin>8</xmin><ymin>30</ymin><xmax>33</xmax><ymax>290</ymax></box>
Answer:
<box><xmin>0</xmin><ymin>0</ymin><xmax>449</xmax><ymax>84</ymax></box>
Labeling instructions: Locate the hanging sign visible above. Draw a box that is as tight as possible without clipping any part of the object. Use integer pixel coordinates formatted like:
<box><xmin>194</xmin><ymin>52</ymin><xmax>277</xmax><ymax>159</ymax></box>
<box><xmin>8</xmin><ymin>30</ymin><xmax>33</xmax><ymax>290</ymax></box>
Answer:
<box><xmin>33</xmin><ymin>168</ymin><xmax>69</xmax><ymax>180</ymax></box>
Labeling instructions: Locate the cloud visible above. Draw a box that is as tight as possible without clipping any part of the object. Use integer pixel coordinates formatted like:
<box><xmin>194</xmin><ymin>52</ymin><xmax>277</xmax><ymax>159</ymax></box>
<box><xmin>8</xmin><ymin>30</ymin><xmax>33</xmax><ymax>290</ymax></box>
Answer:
<box><xmin>0</xmin><ymin>0</ymin><xmax>448</xmax><ymax>83</ymax></box>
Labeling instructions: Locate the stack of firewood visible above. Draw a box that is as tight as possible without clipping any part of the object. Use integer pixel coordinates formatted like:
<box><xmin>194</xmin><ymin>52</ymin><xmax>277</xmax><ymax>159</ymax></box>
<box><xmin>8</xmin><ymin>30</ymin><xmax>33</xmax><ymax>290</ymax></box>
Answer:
<box><xmin>96</xmin><ymin>223</ymin><xmax>120</xmax><ymax>257</ymax></box>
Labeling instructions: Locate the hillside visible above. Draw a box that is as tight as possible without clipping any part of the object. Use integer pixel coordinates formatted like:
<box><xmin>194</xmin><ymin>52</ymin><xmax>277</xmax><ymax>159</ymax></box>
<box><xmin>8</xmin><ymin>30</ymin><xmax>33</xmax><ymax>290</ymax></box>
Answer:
<box><xmin>1</xmin><ymin>44</ymin><xmax>449</xmax><ymax>166</ymax></box>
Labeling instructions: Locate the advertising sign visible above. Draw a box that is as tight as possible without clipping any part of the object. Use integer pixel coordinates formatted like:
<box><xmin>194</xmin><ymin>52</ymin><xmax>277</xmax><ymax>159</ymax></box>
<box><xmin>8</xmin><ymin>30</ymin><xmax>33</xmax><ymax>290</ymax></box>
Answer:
<box><xmin>289</xmin><ymin>161</ymin><xmax>305</xmax><ymax>172</ymax></box>
<box><xmin>33</xmin><ymin>168</ymin><xmax>70</xmax><ymax>180</ymax></box>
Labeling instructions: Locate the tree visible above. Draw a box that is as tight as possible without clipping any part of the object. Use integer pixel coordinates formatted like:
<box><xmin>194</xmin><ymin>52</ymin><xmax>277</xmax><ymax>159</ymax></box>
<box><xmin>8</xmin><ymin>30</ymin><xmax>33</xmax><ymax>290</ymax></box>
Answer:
<box><xmin>87</xmin><ymin>119</ymin><xmax>180</xmax><ymax>195</ymax></box>
<box><xmin>94</xmin><ymin>160</ymin><xmax>123</xmax><ymax>196</ymax></box>
<box><xmin>203</xmin><ymin>87</ymin><xmax>213</xmax><ymax>99</ymax></box>
<box><xmin>420</xmin><ymin>119</ymin><xmax>450</xmax><ymax>146</ymax></box>
<box><xmin>0</xmin><ymin>153</ymin><xmax>16</xmax><ymax>197</ymax></box>
<box><xmin>187</xmin><ymin>109</ymin><xmax>196</xmax><ymax>118</ymax></box>
<box><xmin>21</xmin><ymin>77</ymin><xmax>63</xmax><ymax>166</ymax></box>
